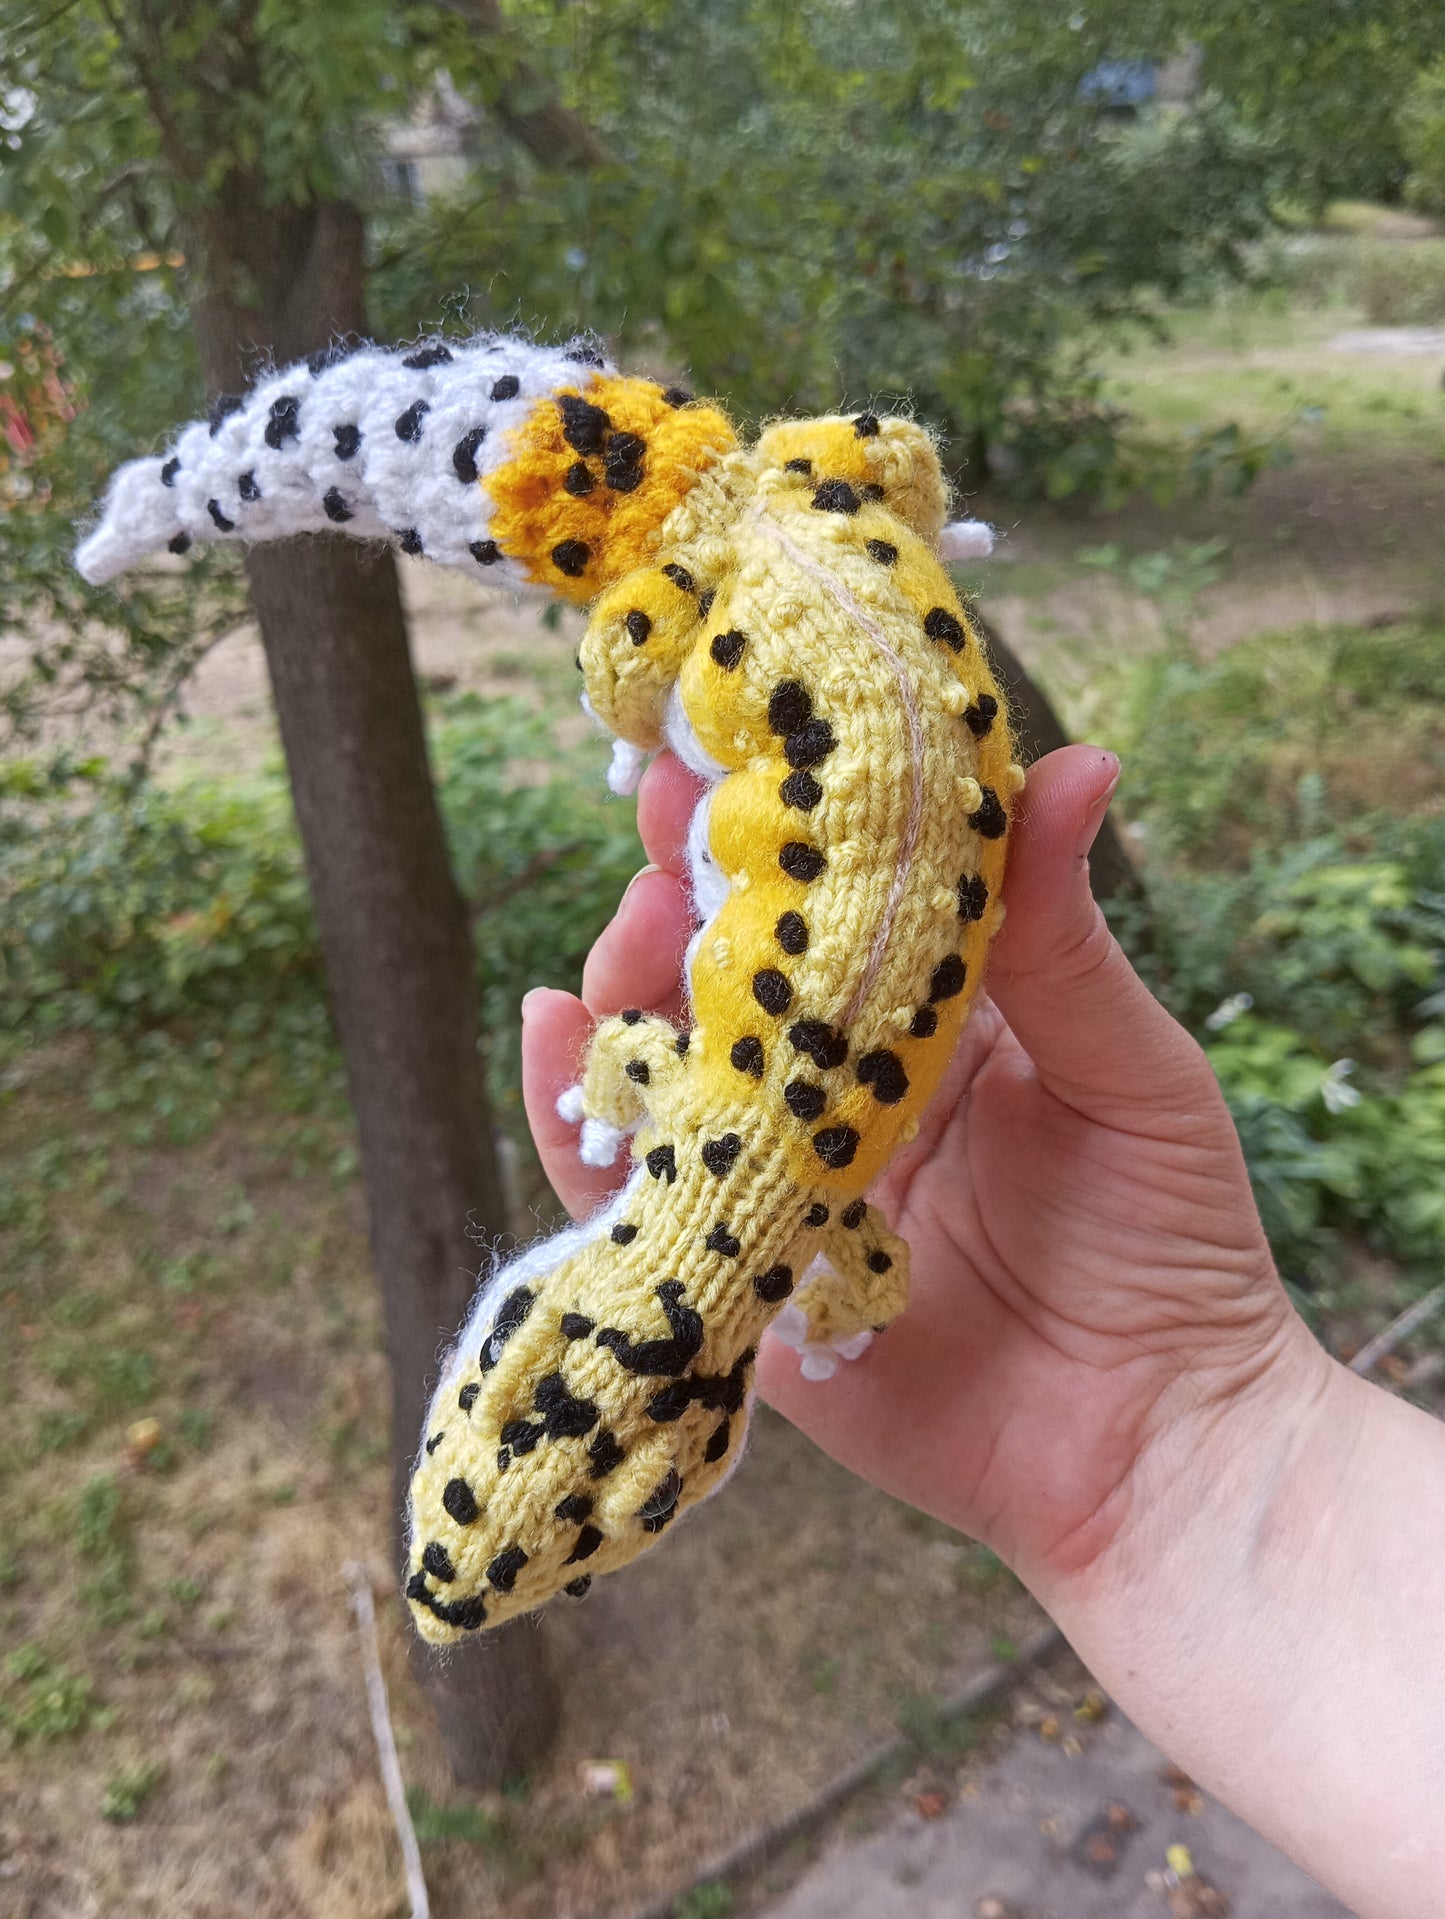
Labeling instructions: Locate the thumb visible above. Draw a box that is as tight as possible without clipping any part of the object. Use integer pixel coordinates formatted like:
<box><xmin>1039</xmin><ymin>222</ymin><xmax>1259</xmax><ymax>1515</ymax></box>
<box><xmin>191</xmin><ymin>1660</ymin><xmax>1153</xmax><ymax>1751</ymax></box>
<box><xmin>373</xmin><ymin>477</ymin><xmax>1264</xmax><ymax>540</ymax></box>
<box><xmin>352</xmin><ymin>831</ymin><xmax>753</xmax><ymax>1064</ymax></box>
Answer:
<box><xmin>988</xmin><ymin>746</ymin><xmax>1206</xmax><ymax>1121</ymax></box>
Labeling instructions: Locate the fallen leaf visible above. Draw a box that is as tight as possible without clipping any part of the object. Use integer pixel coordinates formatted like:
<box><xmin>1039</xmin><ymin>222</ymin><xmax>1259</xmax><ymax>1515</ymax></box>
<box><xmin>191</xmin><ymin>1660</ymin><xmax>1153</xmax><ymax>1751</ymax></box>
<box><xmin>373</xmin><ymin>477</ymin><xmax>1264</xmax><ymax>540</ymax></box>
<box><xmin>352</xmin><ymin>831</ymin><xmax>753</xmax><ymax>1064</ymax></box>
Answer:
<box><xmin>913</xmin><ymin>1790</ymin><xmax>948</xmax><ymax>1820</ymax></box>
<box><xmin>1167</xmin><ymin>1843</ymin><xmax>1195</xmax><ymax>1879</ymax></box>
<box><xmin>580</xmin><ymin>1760</ymin><xmax>633</xmax><ymax>1803</ymax></box>
<box><xmin>1072</xmin><ymin>1804</ymin><xmax>1138</xmax><ymax>1878</ymax></box>
<box><xmin>1167</xmin><ymin>1879</ymin><xmax>1232</xmax><ymax>1917</ymax></box>
<box><xmin>1038</xmin><ymin>1715</ymin><xmax>1061</xmax><ymax>1742</ymax></box>
<box><xmin>1074</xmin><ymin>1689</ymin><xmax>1109</xmax><ymax>1722</ymax></box>
<box><xmin>125</xmin><ymin>1416</ymin><xmax>163</xmax><ymax>1468</ymax></box>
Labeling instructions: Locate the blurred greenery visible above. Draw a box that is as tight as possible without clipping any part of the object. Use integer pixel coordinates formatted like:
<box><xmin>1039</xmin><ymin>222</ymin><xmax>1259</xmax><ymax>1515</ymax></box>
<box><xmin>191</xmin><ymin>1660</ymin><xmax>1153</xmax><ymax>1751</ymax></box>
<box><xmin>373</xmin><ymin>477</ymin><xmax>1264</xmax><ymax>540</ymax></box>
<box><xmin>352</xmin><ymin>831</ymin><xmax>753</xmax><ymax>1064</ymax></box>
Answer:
<box><xmin>0</xmin><ymin>694</ymin><xmax>640</xmax><ymax>1131</ymax></box>
<box><xmin>1402</xmin><ymin>59</ymin><xmax>1445</xmax><ymax>218</ymax></box>
<box><xmin>1095</xmin><ymin>619</ymin><xmax>1445</xmax><ymax>1295</ymax></box>
<box><xmin>6</xmin><ymin>0</ymin><xmax>1436</xmax><ymax>775</ymax></box>
<box><xmin>372</xmin><ymin>1</ymin><xmax>1280</xmax><ymax>501</ymax></box>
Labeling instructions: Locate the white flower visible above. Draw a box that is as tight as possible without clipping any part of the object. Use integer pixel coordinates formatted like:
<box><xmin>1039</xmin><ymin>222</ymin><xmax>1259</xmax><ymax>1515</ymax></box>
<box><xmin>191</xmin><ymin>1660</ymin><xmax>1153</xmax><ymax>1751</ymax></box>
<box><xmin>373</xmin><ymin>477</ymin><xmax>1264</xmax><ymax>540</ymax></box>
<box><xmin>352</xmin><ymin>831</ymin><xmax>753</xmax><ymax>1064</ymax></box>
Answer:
<box><xmin>1321</xmin><ymin>1059</ymin><xmax>1361</xmax><ymax>1114</ymax></box>
<box><xmin>1204</xmin><ymin>991</ymin><xmax>1254</xmax><ymax>1032</ymax></box>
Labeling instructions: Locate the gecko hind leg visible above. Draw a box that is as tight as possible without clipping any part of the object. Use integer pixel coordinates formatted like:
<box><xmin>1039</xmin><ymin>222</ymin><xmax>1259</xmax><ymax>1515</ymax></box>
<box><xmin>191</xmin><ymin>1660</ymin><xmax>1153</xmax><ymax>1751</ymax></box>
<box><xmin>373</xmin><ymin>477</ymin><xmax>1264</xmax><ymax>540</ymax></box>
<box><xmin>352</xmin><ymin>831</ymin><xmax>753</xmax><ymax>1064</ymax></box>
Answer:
<box><xmin>773</xmin><ymin>1201</ymin><xmax>910</xmax><ymax>1381</ymax></box>
<box><xmin>556</xmin><ymin>1011</ymin><xmax>688</xmax><ymax>1167</ymax></box>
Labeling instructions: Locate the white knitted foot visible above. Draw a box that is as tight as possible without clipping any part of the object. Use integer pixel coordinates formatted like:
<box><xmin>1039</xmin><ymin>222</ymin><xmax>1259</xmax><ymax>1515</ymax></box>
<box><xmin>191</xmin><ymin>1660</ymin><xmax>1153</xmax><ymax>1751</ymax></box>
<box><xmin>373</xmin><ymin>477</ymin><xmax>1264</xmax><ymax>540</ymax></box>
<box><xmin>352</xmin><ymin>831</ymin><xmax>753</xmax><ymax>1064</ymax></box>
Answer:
<box><xmin>606</xmin><ymin>738</ymin><xmax>648</xmax><ymax>797</ymax></box>
<box><xmin>579</xmin><ymin>1117</ymin><xmax>625</xmax><ymax>1168</ymax></box>
<box><xmin>937</xmin><ymin>518</ymin><xmax>995</xmax><ymax>561</ymax></box>
<box><xmin>770</xmin><ymin>1305</ymin><xmax>872</xmax><ymax>1382</ymax></box>
<box><xmin>555</xmin><ymin>1084</ymin><xmax>586</xmax><ymax>1124</ymax></box>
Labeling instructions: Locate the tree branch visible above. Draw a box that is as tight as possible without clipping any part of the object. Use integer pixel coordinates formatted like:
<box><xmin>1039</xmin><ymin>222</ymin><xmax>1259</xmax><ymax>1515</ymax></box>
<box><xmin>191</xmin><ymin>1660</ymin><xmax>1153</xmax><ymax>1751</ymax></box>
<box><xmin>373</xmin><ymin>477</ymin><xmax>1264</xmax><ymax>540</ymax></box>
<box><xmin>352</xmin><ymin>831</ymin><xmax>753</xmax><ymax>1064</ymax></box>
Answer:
<box><xmin>422</xmin><ymin>0</ymin><xmax>614</xmax><ymax>170</ymax></box>
<box><xmin>466</xmin><ymin>844</ymin><xmax>584</xmax><ymax>924</ymax></box>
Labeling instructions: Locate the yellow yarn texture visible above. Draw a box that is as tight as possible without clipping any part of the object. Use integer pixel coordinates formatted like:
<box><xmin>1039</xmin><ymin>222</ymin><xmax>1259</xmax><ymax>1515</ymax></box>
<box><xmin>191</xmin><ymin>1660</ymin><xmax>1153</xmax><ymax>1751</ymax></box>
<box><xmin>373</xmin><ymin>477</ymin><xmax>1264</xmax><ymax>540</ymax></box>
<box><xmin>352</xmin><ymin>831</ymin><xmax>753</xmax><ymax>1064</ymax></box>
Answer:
<box><xmin>407</xmin><ymin>397</ymin><xmax>1018</xmax><ymax>1641</ymax></box>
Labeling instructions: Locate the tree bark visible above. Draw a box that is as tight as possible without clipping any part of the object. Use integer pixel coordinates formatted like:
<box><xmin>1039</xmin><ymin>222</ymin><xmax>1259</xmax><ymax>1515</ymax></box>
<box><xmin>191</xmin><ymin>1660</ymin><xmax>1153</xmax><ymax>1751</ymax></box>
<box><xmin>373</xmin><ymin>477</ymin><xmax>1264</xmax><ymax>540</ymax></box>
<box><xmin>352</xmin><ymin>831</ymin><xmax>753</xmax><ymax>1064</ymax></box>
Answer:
<box><xmin>182</xmin><ymin>192</ymin><xmax>559</xmax><ymax>1783</ymax></box>
<box><xmin>974</xmin><ymin>611</ymin><xmax>1146</xmax><ymax>919</ymax></box>
<box><xmin>429</xmin><ymin>0</ymin><xmax>616</xmax><ymax>168</ymax></box>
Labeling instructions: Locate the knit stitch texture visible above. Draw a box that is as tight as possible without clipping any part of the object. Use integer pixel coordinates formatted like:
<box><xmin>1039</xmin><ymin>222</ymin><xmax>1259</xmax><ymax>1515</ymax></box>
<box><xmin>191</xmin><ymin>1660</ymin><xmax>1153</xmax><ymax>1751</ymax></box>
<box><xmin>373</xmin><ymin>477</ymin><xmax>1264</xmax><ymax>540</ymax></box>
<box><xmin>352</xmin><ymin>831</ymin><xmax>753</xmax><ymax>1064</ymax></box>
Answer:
<box><xmin>76</xmin><ymin>340</ymin><xmax>1016</xmax><ymax>1641</ymax></box>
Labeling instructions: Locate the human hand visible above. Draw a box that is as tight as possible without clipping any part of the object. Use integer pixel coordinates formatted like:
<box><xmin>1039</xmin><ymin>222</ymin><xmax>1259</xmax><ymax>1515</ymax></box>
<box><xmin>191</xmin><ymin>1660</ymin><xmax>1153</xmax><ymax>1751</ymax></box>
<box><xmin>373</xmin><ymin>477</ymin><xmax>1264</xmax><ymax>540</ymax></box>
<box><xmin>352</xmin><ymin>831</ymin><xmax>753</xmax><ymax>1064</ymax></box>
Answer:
<box><xmin>522</xmin><ymin>745</ymin><xmax>1445</xmax><ymax>1918</ymax></box>
<box><xmin>520</xmin><ymin>743</ymin><xmax>1328</xmax><ymax>1605</ymax></box>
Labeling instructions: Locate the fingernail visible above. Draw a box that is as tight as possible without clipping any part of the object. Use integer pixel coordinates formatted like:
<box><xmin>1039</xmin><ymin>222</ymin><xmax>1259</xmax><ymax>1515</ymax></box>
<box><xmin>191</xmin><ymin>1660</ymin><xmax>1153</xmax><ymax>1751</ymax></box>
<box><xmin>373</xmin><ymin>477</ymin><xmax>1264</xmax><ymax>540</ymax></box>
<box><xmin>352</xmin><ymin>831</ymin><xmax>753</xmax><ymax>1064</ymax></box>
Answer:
<box><xmin>1079</xmin><ymin>752</ymin><xmax>1121</xmax><ymax>857</ymax></box>
<box><xmin>621</xmin><ymin>862</ymin><xmax>663</xmax><ymax>901</ymax></box>
<box><xmin>520</xmin><ymin>989</ymin><xmax>545</xmax><ymax>1021</ymax></box>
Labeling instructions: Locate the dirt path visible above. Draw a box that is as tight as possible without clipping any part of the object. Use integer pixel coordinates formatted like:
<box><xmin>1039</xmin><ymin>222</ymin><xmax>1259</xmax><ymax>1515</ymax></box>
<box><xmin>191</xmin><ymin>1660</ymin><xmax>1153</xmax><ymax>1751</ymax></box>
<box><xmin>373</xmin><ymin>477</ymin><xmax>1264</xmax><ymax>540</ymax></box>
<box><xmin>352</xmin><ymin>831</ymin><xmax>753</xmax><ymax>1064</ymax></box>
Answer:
<box><xmin>756</xmin><ymin>1689</ymin><xmax>1350</xmax><ymax>1919</ymax></box>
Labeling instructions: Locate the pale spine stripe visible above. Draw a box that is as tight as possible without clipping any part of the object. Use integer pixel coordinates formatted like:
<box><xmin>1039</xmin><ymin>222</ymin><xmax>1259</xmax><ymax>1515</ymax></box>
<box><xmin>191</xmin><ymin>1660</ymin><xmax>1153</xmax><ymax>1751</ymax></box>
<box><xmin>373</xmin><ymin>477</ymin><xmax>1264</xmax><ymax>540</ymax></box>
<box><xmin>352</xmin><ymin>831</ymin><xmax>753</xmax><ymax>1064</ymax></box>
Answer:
<box><xmin>750</xmin><ymin>503</ymin><xmax>928</xmax><ymax>1028</ymax></box>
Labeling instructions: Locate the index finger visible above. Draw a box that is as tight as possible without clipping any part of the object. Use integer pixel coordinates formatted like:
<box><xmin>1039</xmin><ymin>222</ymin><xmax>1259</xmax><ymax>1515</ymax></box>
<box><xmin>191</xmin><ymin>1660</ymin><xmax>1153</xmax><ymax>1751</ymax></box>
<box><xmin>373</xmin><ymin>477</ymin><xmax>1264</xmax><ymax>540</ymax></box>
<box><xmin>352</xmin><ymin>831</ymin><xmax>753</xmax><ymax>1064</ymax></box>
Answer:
<box><xmin>637</xmin><ymin>751</ymin><xmax>706</xmax><ymax>874</ymax></box>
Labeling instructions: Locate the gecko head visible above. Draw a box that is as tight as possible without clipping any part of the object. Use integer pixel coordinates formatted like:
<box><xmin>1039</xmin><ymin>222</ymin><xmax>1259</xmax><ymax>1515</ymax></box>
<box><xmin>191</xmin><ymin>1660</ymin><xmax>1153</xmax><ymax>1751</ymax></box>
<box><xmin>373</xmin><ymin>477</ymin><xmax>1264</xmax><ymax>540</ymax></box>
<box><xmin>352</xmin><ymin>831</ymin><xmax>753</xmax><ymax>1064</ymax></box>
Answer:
<box><xmin>404</xmin><ymin>1444</ymin><xmax>503</xmax><ymax>1644</ymax></box>
<box><xmin>756</xmin><ymin>412</ymin><xmax>949</xmax><ymax>549</ymax></box>
<box><xmin>484</xmin><ymin>374</ymin><xmax>736</xmax><ymax>604</ymax></box>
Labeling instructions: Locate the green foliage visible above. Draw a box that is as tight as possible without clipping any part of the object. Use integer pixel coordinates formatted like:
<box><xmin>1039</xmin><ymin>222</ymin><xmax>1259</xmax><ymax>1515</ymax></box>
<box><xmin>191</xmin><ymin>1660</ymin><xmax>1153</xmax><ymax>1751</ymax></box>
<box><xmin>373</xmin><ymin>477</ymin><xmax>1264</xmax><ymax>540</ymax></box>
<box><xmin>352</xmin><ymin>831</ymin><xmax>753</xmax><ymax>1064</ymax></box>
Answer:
<box><xmin>435</xmin><ymin>696</ymin><xmax>641</xmax><ymax>1114</ymax></box>
<box><xmin>1097</xmin><ymin>614</ymin><xmax>1445</xmax><ymax>1291</ymax></box>
<box><xmin>673</xmin><ymin>1886</ymin><xmax>736</xmax><ymax>1919</ymax></box>
<box><xmin>1272</xmin><ymin>235</ymin><xmax>1445</xmax><ymax>325</ymax></box>
<box><xmin>1093</xmin><ymin>617</ymin><xmax>1445</xmax><ymax>868</ymax></box>
<box><xmin>404</xmin><ymin>1785</ymin><xmax>540</xmax><ymax>1878</ymax></box>
<box><xmin>0</xmin><ymin>1643</ymin><xmax>111</xmax><ymax>1745</ymax></box>
<box><xmin>1402</xmin><ymin>60</ymin><xmax>1445</xmax><ymax>216</ymax></box>
<box><xmin>404</xmin><ymin>1786</ymin><xmax>506</xmax><ymax>1846</ymax></box>
<box><xmin>1162</xmin><ymin>0</ymin><xmax>1444</xmax><ymax>204</ymax></box>
<box><xmin>100</xmin><ymin>1759</ymin><xmax>166</xmax><ymax>1823</ymax></box>
<box><xmin>375</xmin><ymin>1</ymin><xmax>1276</xmax><ymax>499</ymax></box>
<box><xmin>0</xmin><ymin>695</ymin><xmax>638</xmax><ymax>1127</ymax></box>
<box><xmin>895</xmin><ymin>1689</ymin><xmax>979</xmax><ymax>1760</ymax></box>
<box><xmin>71</xmin><ymin>1471</ymin><xmax>137</xmax><ymax>1625</ymax></box>
<box><xmin>0</xmin><ymin>765</ymin><xmax>324</xmax><ymax>1042</ymax></box>
<box><xmin>74</xmin><ymin>1472</ymin><xmax>123</xmax><ymax>1556</ymax></box>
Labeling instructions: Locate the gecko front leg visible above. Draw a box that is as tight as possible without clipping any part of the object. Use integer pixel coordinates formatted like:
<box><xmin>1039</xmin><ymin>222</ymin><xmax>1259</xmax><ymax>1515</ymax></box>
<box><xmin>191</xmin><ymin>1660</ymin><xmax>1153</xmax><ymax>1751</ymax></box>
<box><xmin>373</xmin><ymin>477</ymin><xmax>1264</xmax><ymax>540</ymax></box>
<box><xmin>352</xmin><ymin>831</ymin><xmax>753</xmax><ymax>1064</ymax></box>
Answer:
<box><xmin>773</xmin><ymin>1198</ymin><xmax>910</xmax><ymax>1379</ymax></box>
<box><xmin>557</xmin><ymin>1010</ymin><xmax>689</xmax><ymax>1167</ymax></box>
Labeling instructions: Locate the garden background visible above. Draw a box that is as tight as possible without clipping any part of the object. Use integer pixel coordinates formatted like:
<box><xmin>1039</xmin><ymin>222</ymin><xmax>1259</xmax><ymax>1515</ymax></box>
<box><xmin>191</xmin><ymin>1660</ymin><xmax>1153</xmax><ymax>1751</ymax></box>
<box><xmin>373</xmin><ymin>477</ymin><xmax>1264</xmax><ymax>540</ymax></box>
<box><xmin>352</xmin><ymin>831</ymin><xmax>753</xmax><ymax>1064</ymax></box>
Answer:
<box><xmin>2</xmin><ymin>3</ymin><xmax>1443</xmax><ymax>1915</ymax></box>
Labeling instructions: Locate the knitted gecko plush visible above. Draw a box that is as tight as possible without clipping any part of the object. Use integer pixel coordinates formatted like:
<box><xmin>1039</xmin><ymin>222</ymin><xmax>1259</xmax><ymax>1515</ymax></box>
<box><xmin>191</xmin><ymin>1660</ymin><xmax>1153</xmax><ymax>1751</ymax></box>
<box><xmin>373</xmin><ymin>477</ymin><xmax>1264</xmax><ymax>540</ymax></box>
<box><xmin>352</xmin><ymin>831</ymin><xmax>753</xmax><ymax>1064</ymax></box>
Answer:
<box><xmin>78</xmin><ymin>333</ymin><xmax>1018</xmax><ymax>1641</ymax></box>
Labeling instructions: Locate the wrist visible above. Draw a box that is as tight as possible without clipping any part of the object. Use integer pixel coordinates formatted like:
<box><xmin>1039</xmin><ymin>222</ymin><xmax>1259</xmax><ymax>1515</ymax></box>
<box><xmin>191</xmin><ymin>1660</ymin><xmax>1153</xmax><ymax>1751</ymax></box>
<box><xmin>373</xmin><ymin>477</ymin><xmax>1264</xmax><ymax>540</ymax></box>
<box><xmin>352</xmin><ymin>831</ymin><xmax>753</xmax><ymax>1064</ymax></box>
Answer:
<box><xmin>1031</xmin><ymin>1300</ymin><xmax>1340</xmax><ymax>1635</ymax></box>
<box><xmin>1024</xmin><ymin>1319</ymin><xmax>1445</xmax><ymax>1918</ymax></box>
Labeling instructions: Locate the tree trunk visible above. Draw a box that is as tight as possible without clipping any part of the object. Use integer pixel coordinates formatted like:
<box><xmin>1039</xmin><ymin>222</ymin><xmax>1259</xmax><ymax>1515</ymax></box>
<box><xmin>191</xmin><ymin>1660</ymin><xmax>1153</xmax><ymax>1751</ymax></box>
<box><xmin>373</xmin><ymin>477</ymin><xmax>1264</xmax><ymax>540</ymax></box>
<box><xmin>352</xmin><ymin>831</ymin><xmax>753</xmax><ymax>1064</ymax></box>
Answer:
<box><xmin>186</xmin><ymin>194</ymin><xmax>558</xmax><ymax>1783</ymax></box>
<box><xmin>974</xmin><ymin>611</ymin><xmax>1146</xmax><ymax>918</ymax></box>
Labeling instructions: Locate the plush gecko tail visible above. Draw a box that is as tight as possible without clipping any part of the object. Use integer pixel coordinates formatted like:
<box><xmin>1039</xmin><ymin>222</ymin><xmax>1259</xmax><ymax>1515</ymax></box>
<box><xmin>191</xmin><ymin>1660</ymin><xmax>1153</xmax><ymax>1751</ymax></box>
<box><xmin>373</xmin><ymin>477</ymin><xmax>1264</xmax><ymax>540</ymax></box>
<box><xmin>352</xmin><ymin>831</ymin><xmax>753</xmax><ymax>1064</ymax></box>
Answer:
<box><xmin>73</xmin><ymin>334</ymin><xmax>614</xmax><ymax>588</ymax></box>
<box><xmin>74</xmin><ymin>333</ymin><xmax>739</xmax><ymax>604</ymax></box>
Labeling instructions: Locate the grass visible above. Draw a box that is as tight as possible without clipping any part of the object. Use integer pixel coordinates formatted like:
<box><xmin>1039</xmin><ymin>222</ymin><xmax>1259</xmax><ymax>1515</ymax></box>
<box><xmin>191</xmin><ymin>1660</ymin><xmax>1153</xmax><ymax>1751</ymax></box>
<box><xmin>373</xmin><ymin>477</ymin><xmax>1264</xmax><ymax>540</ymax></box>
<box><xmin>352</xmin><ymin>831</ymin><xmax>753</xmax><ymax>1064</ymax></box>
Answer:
<box><xmin>100</xmin><ymin>1758</ymin><xmax>167</xmax><ymax>1822</ymax></box>
<box><xmin>0</xmin><ymin>1643</ymin><xmax>112</xmax><ymax>1745</ymax></box>
<box><xmin>1104</xmin><ymin>302</ymin><xmax>1444</xmax><ymax>468</ymax></box>
<box><xmin>0</xmin><ymin>1027</ymin><xmax>1044</xmax><ymax>1919</ymax></box>
<box><xmin>674</xmin><ymin>1885</ymin><xmax>736</xmax><ymax>1919</ymax></box>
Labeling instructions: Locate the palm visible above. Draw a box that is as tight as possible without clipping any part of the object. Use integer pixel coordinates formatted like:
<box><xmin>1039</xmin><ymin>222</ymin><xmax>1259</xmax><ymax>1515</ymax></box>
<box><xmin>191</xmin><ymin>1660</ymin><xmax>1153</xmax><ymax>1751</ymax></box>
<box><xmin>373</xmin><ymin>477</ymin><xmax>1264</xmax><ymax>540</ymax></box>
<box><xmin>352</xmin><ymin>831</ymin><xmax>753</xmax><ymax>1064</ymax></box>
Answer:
<box><xmin>523</xmin><ymin>744</ymin><xmax>1292</xmax><ymax>1594</ymax></box>
<box><xmin>844</xmin><ymin>991</ymin><xmax>1280</xmax><ymax>1578</ymax></box>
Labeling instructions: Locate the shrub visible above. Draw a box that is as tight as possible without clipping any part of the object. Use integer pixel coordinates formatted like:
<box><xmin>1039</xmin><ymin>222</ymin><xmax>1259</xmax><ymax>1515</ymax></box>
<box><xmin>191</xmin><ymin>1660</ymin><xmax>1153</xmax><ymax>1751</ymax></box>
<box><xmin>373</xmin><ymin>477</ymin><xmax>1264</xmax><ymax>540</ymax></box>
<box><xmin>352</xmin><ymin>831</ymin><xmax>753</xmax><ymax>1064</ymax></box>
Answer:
<box><xmin>1352</xmin><ymin>240</ymin><xmax>1445</xmax><ymax>325</ymax></box>
<box><xmin>100</xmin><ymin>1760</ymin><xmax>167</xmax><ymax>1823</ymax></box>
<box><xmin>1270</xmin><ymin>233</ymin><xmax>1445</xmax><ymax>323</ymax></box>
<box><xmin>1096</xmin><ymin>613</ymin><xmax>1445</xmax><ymax>1291</ymax></box>
<box><xmin>0</xmin><ymin>694</ymin><xmax>640</xmax><ymax>1126</ymax></box>
<box><xmin>0</xmin><ymin>1644</ymin><xmax>111</xmax><ymax>1745</ymax></box>
<box><xmin>1402</xmin><ymin>61</ymin><xmax>1445</xmax><ymax>218</ymax></box>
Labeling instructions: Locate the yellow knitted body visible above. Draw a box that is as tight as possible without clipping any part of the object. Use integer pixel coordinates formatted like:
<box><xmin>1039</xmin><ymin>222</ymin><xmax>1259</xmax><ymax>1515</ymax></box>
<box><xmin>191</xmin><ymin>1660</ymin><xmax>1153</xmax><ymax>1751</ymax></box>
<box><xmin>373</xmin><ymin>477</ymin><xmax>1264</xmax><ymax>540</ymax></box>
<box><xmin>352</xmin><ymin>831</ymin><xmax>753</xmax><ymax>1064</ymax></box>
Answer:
<box><xmin>405</xmin><ymin>392</ymin><xmax>1018</xmax><ymax>1641</ymax></box>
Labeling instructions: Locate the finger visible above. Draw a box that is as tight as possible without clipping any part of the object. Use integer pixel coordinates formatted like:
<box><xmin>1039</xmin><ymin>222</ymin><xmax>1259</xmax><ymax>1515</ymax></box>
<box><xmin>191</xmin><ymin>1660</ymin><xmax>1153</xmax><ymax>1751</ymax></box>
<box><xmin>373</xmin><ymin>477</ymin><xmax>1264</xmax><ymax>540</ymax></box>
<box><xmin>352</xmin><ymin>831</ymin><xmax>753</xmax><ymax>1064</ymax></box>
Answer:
<box><xmin>637</xmin><ymin>751</ymin><xmax>706</xmax><ymax>874</ymax></box>
<box><xmin>581</xmin><ymin>864</ymin><xmax>693</xmax><ymax>1022</ymax></box>
<box><xmin>520</xmin><ymin>988</ymin><xmax>626</xmax><ymax>1219</ymax></box>
<box><xmin>988</xmin><ymin>745</ymin><xmax>1207</xmax><ymax>1121</ymax></box>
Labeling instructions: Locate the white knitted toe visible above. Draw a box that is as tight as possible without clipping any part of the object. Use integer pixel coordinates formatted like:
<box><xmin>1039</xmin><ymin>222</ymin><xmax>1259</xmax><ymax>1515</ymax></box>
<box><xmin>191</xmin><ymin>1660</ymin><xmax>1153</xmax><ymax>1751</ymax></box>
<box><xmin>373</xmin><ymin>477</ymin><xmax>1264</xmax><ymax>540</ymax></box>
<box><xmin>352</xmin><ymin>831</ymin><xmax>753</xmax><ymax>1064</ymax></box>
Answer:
<box><xmin>578</xmin><ymin>1118</ymin><xmax>624</xmax><ymax>1168</ymax></box>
